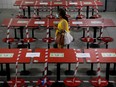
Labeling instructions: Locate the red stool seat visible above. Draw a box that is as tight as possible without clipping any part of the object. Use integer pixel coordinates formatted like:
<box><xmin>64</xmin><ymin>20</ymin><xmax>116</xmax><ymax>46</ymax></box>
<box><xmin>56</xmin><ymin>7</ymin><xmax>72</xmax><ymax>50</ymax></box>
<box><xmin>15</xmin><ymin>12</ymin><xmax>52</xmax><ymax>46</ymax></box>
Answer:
<box><xmin>8</xmin><ymin>78</ymin><xmax>26</xmax><ymax>87</ymax></box>
<box><xmin>77</xmin><ymin>6</ymin><xmax>82</xmax><ymax>9</ymax></box>
<box><xmin>46</xmin><ymin>15</ymin><xmax>55</xmax><ymax>19</ymax></box>
<box><xmin>81</xmin><ymin>37</ymin><xmax>94</xmax><ymax>42</ymax></box>
<box><xmin>36</xmin><ymin>78</ymin><xmax>52</xmax><ymax>87</ymax></box>
<box><xmin>101</xmin><ymin>37</ymin><xmax>113</xmax><ymax>43</ymax></box>
<box><xmin>90</xmin><ymin>77</ymin><xmax>108</xmax><ymax>87</ymax></box>
<box><xmin>90</xmin><ymin>14</ymin><xmax>101</xmax><ymax>19</ymax></box>
<box><xmin>3</xmin><ymin>38</ymin><xmax>15</xmax><ymax>43</ymax></box>
<box><xmin>42</xmin><ymin>37</ymin><xmax>54</xmax><ymax>43</ymax></box>
<box><xmin>16</xmin><ymin>15</ymin><xmax>27</xmax><ymax>18</ymax></box>
<box><xmin>23</xmin><ymin>38</ymin><xmax>36</xmax><ymax>42</ymax></box>
<box><xmin>76</xmin><ymin>14</ymin><xmax>85</xmax><ymax>19</ymax></box>
<box><xmin>64</xmin><ymin>77</ymin><xmax>82</xmax><ymax>87</ymax></box>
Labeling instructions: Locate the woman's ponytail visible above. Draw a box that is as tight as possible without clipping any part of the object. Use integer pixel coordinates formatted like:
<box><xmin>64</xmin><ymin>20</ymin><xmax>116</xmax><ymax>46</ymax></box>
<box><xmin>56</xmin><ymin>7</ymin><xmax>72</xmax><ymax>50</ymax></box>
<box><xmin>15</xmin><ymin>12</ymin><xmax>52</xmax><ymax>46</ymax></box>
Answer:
<box><xmin>58</xmin><ymin>8</ymin><xmax>68</xmax><ymax>22</ymax></box>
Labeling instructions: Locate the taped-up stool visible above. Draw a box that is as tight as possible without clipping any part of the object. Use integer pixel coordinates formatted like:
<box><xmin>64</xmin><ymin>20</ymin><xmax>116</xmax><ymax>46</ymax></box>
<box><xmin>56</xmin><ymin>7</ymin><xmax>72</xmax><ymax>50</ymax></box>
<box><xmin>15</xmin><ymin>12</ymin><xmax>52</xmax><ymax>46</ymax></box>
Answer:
<box><xmin>76</xmin><ymin>14</ymin><xmax>85</xmax><ymax>19</ymax></box>
<box><xmin>89</xmin><ymin>7</ymin><xmax>101</xmax><ymax>19</ymax></box>
<box><xmin>81</xmin><ymin>37</ymin><xmax>94</xmax><ymax>49</ymax></box>
<box><xmin>19</xmin><ymin>29</ymin><xmax>35</xmax><ymax>75</ymax></box>
<box><xmin>42</xmin><ymin>37</ymin><xmax>54</xmax><ymax>75</ymax></box>
<box><xmin>46</xmin><ymin>15</ymin><xmax>55</xmax><ymax>19</ymax></box>
<box><xmin>90</xmin><ymin>14</ymin><xmax>101</xmax><ymax>19</ymax></box>
<box><xmin>82</xmin><ymin>37</ymin><xmax>97</xmax><ymax>75</ymax></box>
<box><xmin>32</xmin><ymin>8</ymin><xmax>41</xmax><ymax>19</ymax></box>
<box><xmin>46</xmin><ymin>7</ymin><xmax>55</xmax><ymax>19</ymax></box>
<box><xmin>32</xmin><ymin>7</ymin><xmax>41</xmax><ymax>19</ymax></box>
<box><xmin>8</xmin><ymin>78</ymin><xmax>27</xmax><ymax>87</ymax></box>
<box><xmin>90</xmin><ymin>77</ymin><xmax>108</xmax><ymax>87</ymax></box>
<box><xmin>82</xmin><ymin>27</ymin><xmax>96</xmax><ymax>75</ymax></box>
<box><xmin>76</xmin><ymin>6</ymin><xmax>85</xmax><ymax>19</ymax></box>
<box><xmin>42</xmin><ymin>37</ymin><xmax>55</xmax><ymax>49</ymax></box>
<box><xmin>16</xmin><ymin>7</ymin><xmax>27</xmax><ymax>19</ymax></box>
<box><xmin>2</xmin><ymin>38</ymin><xmax>15</xmax><ymax>49</ymax></box>
<box><xmin>2</xmin><ymin>30</ymin><xmax>18</xmax><ymax>76</ymax></box>
<box><xmin>23</xmin><ymin>38</ymin><xmax>36</xmax><ymax>49</ymax></box>
<box><xmin>65</xmin><ymin>45</ymin><xmax>74</xmax><ymax>75</ymax></box>
<box><xmin>100</xmin><ymin>37</ymin><xmax>116</xmax><ymax>76</ymax></box>
<box><xmin>36</xmin><ymin>78</ymin><xmax>52</xmax><ymax>87</ymax></box>
<box><xmin>89</xmin><ymin>5</ymin><xmax>101</xmax><ymax>19</ymax></box>
<box><xmin>43</xmin><ymin>27</ymin><xmax>54</xmax><ymax>44</ymax></box>
<box><xmin>64</xmin><ymin>77</ymin><xmax>82</xmax><ymax>87</ymax></box>
<box><xmin>81</xmin><ymin>27</ymin><xmax>91</xmax><ymax>43</ymax></box>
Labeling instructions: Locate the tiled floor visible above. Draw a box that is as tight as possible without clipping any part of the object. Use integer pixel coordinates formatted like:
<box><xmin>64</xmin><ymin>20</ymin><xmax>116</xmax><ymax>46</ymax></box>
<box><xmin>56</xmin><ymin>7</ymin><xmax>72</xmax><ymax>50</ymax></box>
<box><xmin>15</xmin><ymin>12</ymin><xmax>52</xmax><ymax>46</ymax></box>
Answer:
<box><xmin>0</xmin><ymin>9</ymin><xmax>116</xmax><ymax>87</ymax></box>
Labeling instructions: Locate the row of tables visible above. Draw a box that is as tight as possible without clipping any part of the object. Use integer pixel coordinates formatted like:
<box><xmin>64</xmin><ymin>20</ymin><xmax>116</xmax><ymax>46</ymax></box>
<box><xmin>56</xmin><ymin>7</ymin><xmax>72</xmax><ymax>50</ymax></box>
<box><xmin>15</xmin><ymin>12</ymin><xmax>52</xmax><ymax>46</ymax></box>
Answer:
<box><xmin>0</xmin><ymin>48</ymin><xmax>116</xmax><ymax>83</ymax></box>
<box><xmin>2</xmin><ymin>18</ymin><xmax>115</xmax><ymax>28</ymax></box>
<box><xmin>14</xmin><ymin>0</ymin><xmax>103</xmax><ymax>7</ymax></box>
<box><xmin>2</xmin><ymin>18</ymin><xmax>116</xmax><ymax>45</ymax></box>
<box><xmin>14</xmin><ymin>0</ymin><xmax>103</xmax><ymax>18</ymax></box>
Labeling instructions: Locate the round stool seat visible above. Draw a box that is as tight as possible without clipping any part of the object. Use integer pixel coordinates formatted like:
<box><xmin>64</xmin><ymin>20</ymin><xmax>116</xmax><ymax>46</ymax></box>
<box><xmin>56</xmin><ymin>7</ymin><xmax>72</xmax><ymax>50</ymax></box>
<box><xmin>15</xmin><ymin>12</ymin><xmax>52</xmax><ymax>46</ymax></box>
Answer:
<box><xmin>76</xmin><ymin>14</ymin><xmax>85</xmax><ymax>19</ymax></box>
<box><xmin>9</xmin><ymin>78</ymin><xmax>25</xmax><ymax>87</ymax></box>
<box><xmin>101</xmin><ymin>37</ymin><xmax>113</xmax><ymax>43</ymax></box>
<box><xmin>16</xmin><ymin>15</ymin><xmax>27</xmax><ymax>18</ymax></box>
<box><xmin>64</xmin><ymin>77</ymin><xmax>82</xmax><ymax>87</ymax></box>
<box><xmin>3</xmin><ymin>38</ymin><xmax>15</xmax><ymax>43</ymax></box>
<box><xmin>46</xmin><ymin>15</ymin><xmax>55</xmax><ymax>19</ymax></box>
<box><xmin>42</xmin><ymin>37</ymin><xmax>54</xmax><ymax>43</ymax></box>
<box><xmin>90</xmin><ymin>14</ymin><xmax>101</xmax><ymax>19</ymax></box>
<box><xmin>36</xmin><ymin>78</ymin><xmax>52</xmax><ymax>87</ymax></box>
<box><xmin>77</xmin><ymin>6</ymin><xmax>82</xmax><ymax>9</ymax></box>
<box><xmin>23</xmin><ymin>38</ymin><xmax>36</xmax><ymax>42</ymax></box>
<box><xmin>90</xmin><ymin>77</ymin><xmax>108</xmax><ymax>87</ymax></box>
<box><xmin>81</xmin><ymin>37</ymin><xmax>94</xmax><ymax>42</ymax></box>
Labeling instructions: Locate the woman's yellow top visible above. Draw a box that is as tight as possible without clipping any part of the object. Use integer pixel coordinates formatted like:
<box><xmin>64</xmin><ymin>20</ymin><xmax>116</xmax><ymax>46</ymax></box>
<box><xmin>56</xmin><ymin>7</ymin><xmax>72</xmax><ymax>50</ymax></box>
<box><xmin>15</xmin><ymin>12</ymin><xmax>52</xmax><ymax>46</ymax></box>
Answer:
<box><xmin>55</xmin><ymin>19</ymin><xmax>70</xmax><ymax>36</ymax></box>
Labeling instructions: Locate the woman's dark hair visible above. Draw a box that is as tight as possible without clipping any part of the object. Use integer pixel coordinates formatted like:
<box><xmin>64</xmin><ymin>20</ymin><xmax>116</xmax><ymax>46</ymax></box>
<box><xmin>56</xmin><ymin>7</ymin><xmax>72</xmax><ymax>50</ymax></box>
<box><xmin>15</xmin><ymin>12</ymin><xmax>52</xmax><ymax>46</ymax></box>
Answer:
<box><xmin>58</xmin><ymin>8</ymin><xmax>68</xmax><ymax>22</ymax></box>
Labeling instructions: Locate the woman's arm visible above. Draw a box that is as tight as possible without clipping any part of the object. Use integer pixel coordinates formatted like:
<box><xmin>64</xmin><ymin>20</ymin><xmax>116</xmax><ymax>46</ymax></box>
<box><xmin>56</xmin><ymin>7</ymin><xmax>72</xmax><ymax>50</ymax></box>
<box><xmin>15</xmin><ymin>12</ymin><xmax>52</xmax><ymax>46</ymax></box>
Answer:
<box><xmin>61</xmin><ymin>20</ymin><xmax>67</xmax><ymax>31</ymax></box>
<box><xmin>53</xmin><ymin>24</ymin><xmax>59</xmax><ymax>30</ymax></box>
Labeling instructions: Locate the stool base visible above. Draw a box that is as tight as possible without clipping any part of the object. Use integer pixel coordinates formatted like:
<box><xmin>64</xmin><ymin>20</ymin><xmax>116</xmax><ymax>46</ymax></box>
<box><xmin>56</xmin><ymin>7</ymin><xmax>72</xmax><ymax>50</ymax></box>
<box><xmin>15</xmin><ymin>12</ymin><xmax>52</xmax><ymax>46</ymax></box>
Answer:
<box><xmin>51</xmin><ymin>82</ymin><xmax>65</xmax><ymax>87</ymax></box>
<box><xmin>17</xmin><ymin>44</ymin><xmax>28</xmax><ymax>48</ymax></box>
<box><xmin>106</xmin><ymin>82</ymin><xmax>114</xmax><ymax>87</ymax></box>
<box><xmin>90</xmin><ymin>43</ymin><xmax>100</xmax><ymax>48</ymax></box>
<box><xmin>20</xmin><ymin>70</ymin><xmax>30</xmax><ymax>75</ymax></box>
<box><xmin>86</xmin><ymin>70</ymin><xmax>97</xmax><ymax>75</ymax></box>
<box><xmin>109</xmin><ymin>70</ymin><xmax>116</xmax><ymax>75</ymax></box>
<box><xmin>0</xmin><ymin>70</ymin><xmax>7</xmax><ymax>76</ymax></box>
<box><xmin>64</xmin><ymin>70</ymin><xmax>74</xmax><ymax>75</ymax></box>
<box><xmin>1</xmin><ymin>82</ymin><xmax>9</xmax><ymax>87</ymax></box>
<box><xmin>47</xmin><ymin>70</ymin><xmax>52</xmax><ymax>75</ymax></box>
